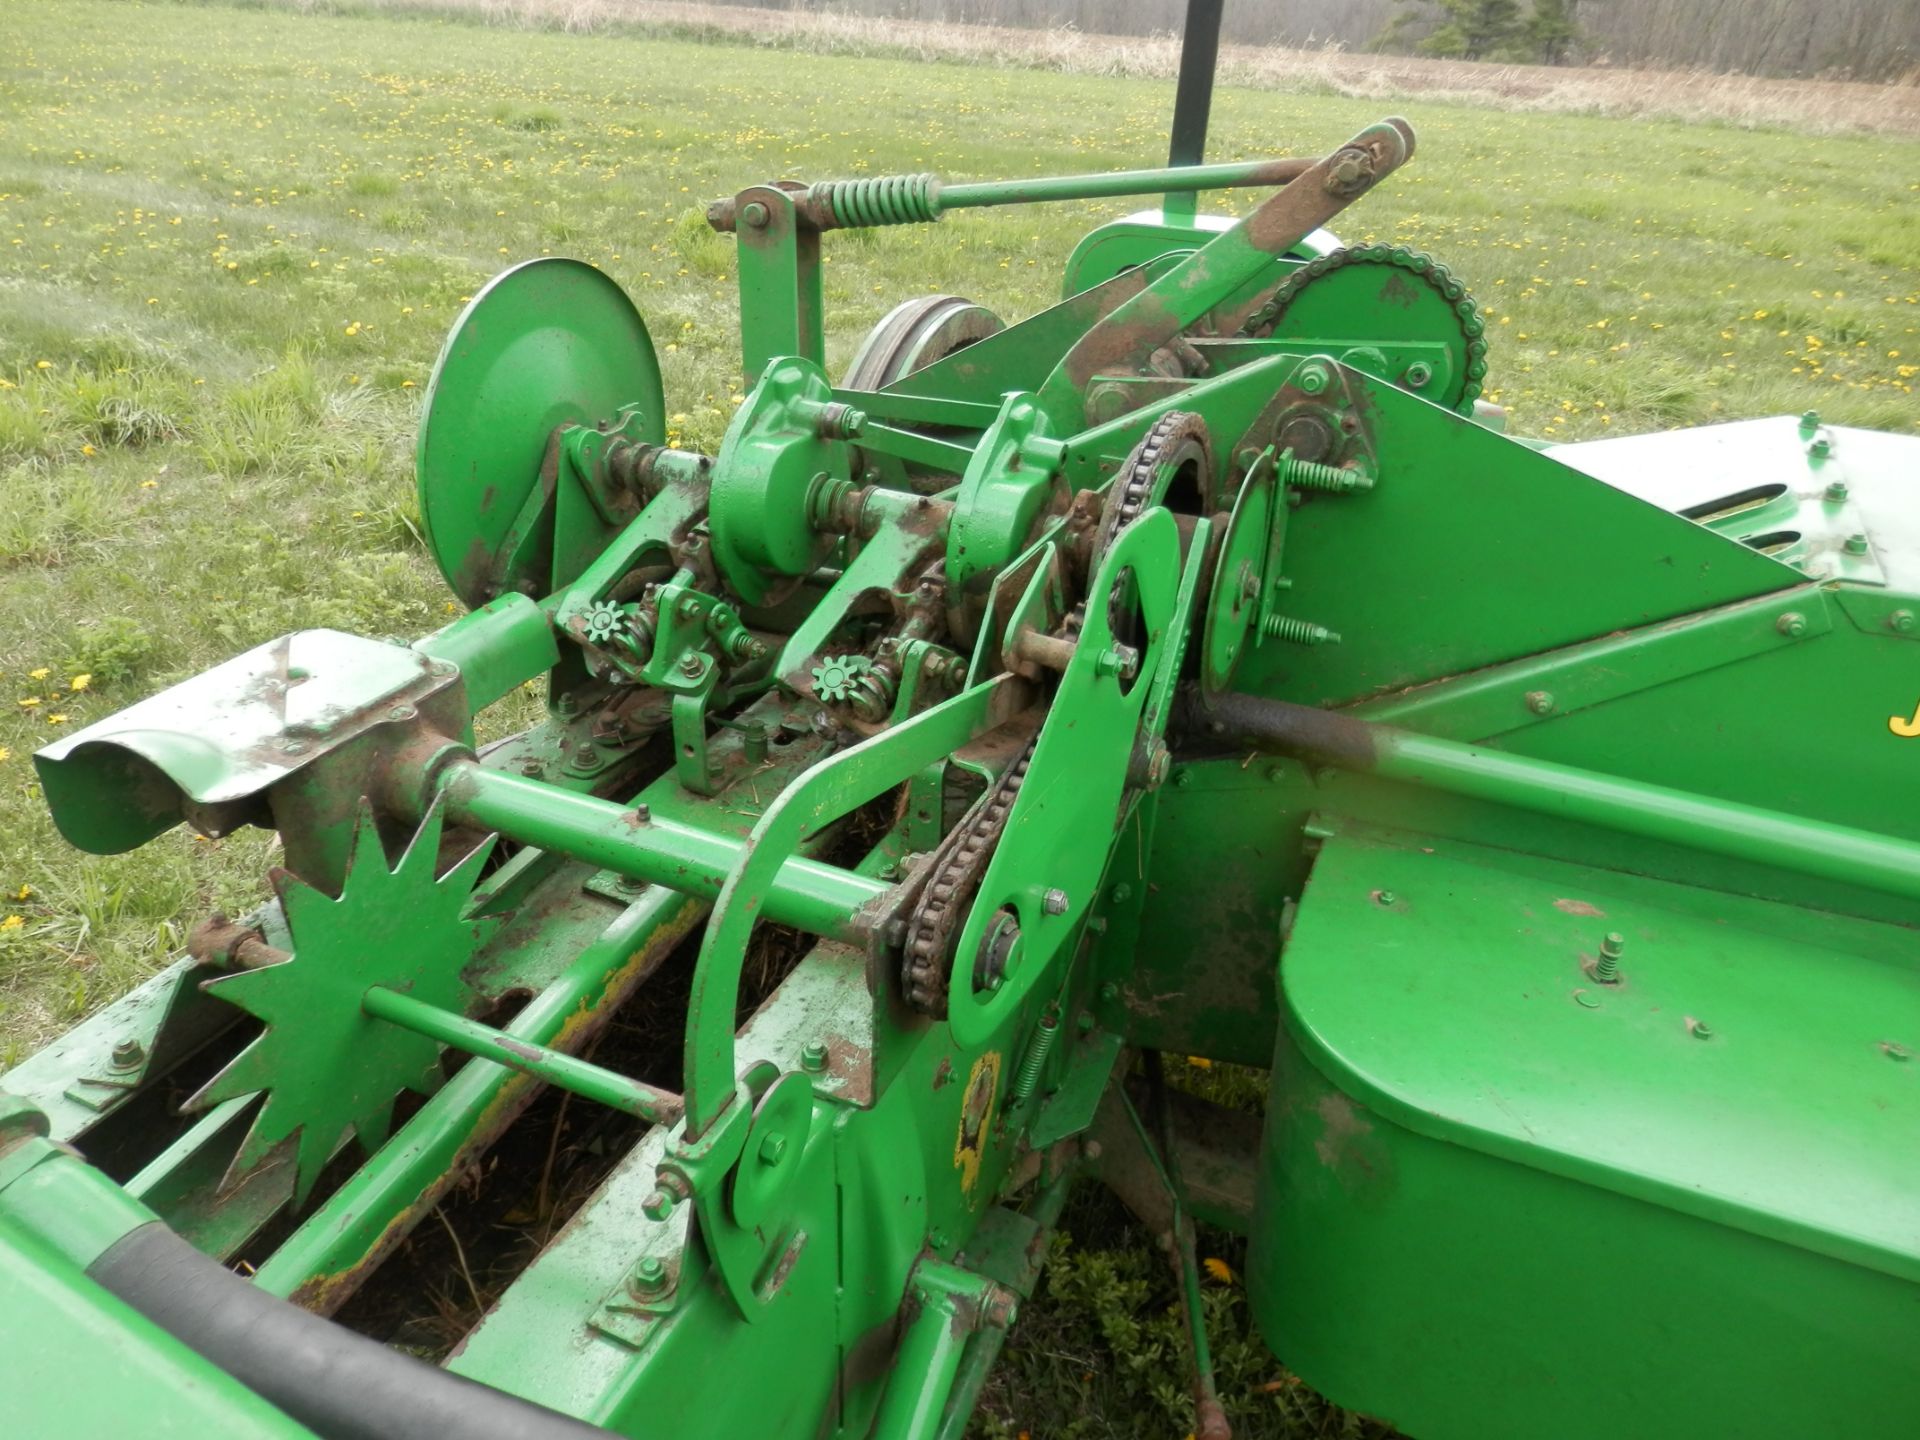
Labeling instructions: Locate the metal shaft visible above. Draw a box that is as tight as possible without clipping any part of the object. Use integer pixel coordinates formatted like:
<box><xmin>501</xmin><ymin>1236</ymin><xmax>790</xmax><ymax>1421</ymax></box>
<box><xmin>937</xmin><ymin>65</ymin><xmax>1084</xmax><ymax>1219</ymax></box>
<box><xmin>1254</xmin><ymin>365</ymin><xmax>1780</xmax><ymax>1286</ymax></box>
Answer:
<box><xmin>362</xmin><ymin>986</ymin><xmax>684</xmax><ymax>1127</ymax></box>
<box><xmin>435</xmin><ymin>762</ymin><xmax>886</xmax><ymax>943</ymax></box>
<box><xmin>1197</xmin><ymin>695</ymin><xmax>1920</xmax><ymax>903</ymax></box>
<box><xmin>936</xmin><ymin>156</ymin><xmax>1310</xmax><ymax>212</ymax></box>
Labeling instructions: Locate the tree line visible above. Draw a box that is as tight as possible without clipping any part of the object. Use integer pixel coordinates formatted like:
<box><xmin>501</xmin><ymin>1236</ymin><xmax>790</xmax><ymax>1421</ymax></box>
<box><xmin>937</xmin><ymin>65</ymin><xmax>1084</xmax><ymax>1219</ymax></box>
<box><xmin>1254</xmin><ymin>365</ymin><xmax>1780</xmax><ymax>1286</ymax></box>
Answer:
<box><xmin>703</xmin><ymin>0</ymin><xmax>1919</xmax><ymax>81</ymax></box>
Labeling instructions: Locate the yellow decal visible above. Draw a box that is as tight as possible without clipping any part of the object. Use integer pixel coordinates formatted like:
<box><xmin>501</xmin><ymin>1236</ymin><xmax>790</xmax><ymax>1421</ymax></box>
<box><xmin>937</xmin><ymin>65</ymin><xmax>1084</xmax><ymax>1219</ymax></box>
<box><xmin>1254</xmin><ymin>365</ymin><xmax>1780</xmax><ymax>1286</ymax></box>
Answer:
<box><xmin>952</xmin><ymin>1051</ymin><xmax>1001</xmax><ymax>1196</ymax></box>
<box><xmin>1891</xmin><ymin>701</ymin><xmax>1920</xmax><ymax>737</ymax></box>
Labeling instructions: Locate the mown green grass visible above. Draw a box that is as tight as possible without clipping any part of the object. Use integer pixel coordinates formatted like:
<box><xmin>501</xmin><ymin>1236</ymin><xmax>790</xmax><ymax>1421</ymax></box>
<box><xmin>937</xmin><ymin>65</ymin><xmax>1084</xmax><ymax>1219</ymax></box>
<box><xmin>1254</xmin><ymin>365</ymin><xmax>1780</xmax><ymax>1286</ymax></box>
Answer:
<box><xmin>0</xmin><ymin>1</ymin><xmax>1916</xmax><ymax>1433</ymax></box>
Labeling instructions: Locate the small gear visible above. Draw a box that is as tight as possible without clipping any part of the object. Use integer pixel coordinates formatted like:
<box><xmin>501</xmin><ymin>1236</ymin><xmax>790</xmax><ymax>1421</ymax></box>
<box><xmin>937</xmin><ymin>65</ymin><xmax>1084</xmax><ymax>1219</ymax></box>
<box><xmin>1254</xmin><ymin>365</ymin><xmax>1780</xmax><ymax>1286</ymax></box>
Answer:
<box><xmin>582</xmin><ymin>601</ymin><xmax>625</xmax><ymax>646</ymax></box>
<box><xmin>811</xmin><ymin>653</ymin><xmax>875</xmax><ymax>705</ymax></box>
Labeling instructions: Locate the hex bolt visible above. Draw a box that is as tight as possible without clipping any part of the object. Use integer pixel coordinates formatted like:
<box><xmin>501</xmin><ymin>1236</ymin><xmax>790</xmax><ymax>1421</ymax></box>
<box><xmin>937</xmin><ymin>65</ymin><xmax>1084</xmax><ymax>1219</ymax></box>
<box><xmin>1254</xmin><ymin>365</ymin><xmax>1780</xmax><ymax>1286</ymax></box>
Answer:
<box><xmin>1403</xmin><ymin>361</ymin><xmax>1433</xmax><ymax>389</ymax></box>
<box><xmin>677</xmin><ymin>651</ymin><xmax>705</xmax><ymax>678</ymax></box>
<box><xmin>1688</xmin><ymin>1018</ymin><xmax>1713</xmax><ymax>1040</ymax></box>
<box><xmin>1809</xmin><ymin>437</ymin><xmax>1832</xmax><ymax>460</ymax></box>
<box><xmin>1845</xmin><ymin>532</ymin><xmax>1871</xmax><ymax>556</ymax></box>
<box><xmin>757</xmin><ymin>1132</ymin><xmax>788</xmax><ymax>1166</ymax></box>
<box><xmin>641</xmin><ymin>1170</ymin><xmax>691</xmax><ymax>1221</ymax></box>
<box><xmin>1095</xmin><ymin>645</ymin><xmax>1139</xmax><ymax>681</ymax></box>
<box><xmin>519</xmin><ymin>756</ymin><xmax>545</xmax><ymax>778</ymax></box>
<box><xmin>1823</xmin><ymin>479</ymin><xmax>1849</xmax><ymax>503</ymax></box>
<box><xmin>800</xmin><ymin>1040</ymin><xmax>829</xmax><ymax>1073</ymax></box>
<box><xmin>1373</xmin><ymin>889</ymin><xmax>1397</xmax><ymax>906</ymax></box>
<box><xmin>1294</xmin><ymin>362</ymin><xmax>1332</xmax><ymax>396</ymax></box>
<box><xmin>1525</xmin><ymin>690</ymin><xmax>1555</xmax><ymax>715</ymax></box>
<box><xmin>1042</xmin><ymin>888</ymin><xmax>1069</xmax><ymax>916</ymax></box>
<box><xmin>1775</xmin><ymin>612</ymin><xmax>1807</xmax><ymax>638</ymax></box>
<box><xmin>740</xmin><ymin>200</ymin><xmax>770</xmax><ymax>229</ymax></box>
<box><xmin>631</xmin><ymin>1256</ymin><xmax>670</xmax><ymax>1294</ymax></box>
<box><xmin>387</xmin><ymin>704</ymin><xmax>416</xmax><ymax>723</ymax></box>
<box><xmin>1593</xmin><ymin>932</ymin><xmax>1625</xmax><ymax>984</ymax></box>
<box><xmin>109</xmin><ymin>1038</ymin><xmax>145</xmax><ymax>1071</ymax></box>
<box><xmin>1889</xmin><ymin>610</ymin><xmax>1916</xmax><ymax>634</ymax></box>
<box><xmin>1799</xmin><ymin>409</ymin><xmax>1820</xmax><ymax>431</ymax></box>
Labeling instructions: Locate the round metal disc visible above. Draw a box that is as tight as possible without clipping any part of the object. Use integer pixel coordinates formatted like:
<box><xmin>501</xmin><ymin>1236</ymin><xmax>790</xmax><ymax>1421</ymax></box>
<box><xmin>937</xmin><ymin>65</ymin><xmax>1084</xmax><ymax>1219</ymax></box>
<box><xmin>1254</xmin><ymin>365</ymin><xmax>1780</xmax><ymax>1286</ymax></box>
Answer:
<box><xmin>1201</xmin><ymin>462</ymin><xmax>1275</xmax><ymax>694</ymax></box>
<box><xmin>841</xmin><ymin>295</ymin><xmax>1003</xmax><ymax>390</ymax></box>
<box><xmin>730</xmin><ymin>1069</ymin><xmax>814</xmax><ymax>1231</ymax></box>
<box><xmin>416</xmin><ymin>258</ymin><xmax>663</xmax><ymax>609</ymax></box>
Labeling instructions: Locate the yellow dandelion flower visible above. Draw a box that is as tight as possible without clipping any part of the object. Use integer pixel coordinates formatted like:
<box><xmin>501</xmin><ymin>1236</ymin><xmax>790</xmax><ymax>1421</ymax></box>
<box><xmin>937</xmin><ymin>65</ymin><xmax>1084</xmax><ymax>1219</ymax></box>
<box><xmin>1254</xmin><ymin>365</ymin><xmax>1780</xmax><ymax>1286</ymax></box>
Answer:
<box><xmin>0</xmin><ymin>915</ymin><xmax>22</xmax><ymax>932</ymax></box>
<box><xmin>1202</xmin><ymin>1257</ymin><xmax>1235</xmax><ymax>1284</ymax></box>
<box><xmin>45</xmin><ymin>714</ymin><xmax>68</xmax><ymax>726</ymax></box>
<box><xmin>0</xmin><ymin>747</ymin><xmax>10</xmax><ymax>763</ymax></box>
<box><xmin>1185</xmin><ymin>1055</ymin><xmax>1213</xmax><ymax>1069</ymax></box>
<box><xmin>69</xmin><ymin>674</ymin><xmax>90</xmax><ymax>692</ymax></box>
<box><xmin>35</xmin><ymin>360</ymin><xmax>52</xmax><ymax>370</ymax></box>
<box><xmin>81</xmin><ymin>443</ymin><xmax>96</xmax><ymax>456</ymax></box>
<box><xmin>13</xmin><ymin>885</ymin><xmax>29</xmax><ymax>901</ymax></box>
<box><xmin>16</xmin><ymin>697</ymin><xmax>39</xmax><ymax>709</ymax></box>
<box><xmin>28</xmin><ymin>668</ymin><xmax>49</xmax><ymax>681</ymax></box>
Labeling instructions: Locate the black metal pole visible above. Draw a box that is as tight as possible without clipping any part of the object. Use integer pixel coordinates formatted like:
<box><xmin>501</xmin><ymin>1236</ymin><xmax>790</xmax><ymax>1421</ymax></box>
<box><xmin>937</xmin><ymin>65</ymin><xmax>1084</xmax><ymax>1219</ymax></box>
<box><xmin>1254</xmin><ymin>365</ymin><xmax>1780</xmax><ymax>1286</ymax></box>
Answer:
<box><xmin>1165</xmin><ymin>0</ymin><xmax>1226</xmax><ymax>221</ymax></box>
<box><xmin>1168</xmin><ymin>0</ymin><xmax>1225</xmax><ymax>168</ymax></box>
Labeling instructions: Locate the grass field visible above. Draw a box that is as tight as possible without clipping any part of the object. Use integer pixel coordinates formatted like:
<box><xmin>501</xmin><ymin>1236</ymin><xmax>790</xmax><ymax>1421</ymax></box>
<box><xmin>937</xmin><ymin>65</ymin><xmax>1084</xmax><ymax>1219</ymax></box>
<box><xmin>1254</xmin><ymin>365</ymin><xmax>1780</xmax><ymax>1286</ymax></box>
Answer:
<box><xmin>1</xmin><ymin>0</ymin><xmax>1917</xmax><ymax>1433</ymax></box>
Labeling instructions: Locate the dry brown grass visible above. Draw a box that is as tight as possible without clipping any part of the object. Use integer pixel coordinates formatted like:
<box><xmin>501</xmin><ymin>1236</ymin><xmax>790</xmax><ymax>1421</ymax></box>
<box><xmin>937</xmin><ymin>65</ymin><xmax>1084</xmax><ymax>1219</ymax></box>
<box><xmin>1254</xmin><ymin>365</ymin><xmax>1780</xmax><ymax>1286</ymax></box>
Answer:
<box><xmin>278</xmin><ymin>0</ymin><xmax>1920</xmax><ymax>136</ymax></box>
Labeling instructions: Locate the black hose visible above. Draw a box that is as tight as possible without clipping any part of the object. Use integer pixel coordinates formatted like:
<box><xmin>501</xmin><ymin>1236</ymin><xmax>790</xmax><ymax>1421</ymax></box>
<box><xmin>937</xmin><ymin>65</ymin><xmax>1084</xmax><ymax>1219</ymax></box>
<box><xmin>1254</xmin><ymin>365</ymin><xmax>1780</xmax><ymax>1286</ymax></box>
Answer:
<box><xmin>88</xmin><ymin>1222</ymin><xmax>611</xmax><ymax>1440</ymax></box>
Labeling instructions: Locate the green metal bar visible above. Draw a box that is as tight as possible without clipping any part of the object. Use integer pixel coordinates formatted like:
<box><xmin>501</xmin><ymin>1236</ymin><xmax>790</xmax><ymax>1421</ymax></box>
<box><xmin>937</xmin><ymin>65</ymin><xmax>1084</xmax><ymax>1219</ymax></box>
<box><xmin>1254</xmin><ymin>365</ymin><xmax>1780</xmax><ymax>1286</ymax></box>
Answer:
<box><xmin>252</xmin><ymin>887</ymin><xmax>701</xmax><ymax>1303</ymax></box>
<box><xmin>1207</xmin><ymin>696</ymin><xmax>1920</xmax><ymax>904</ymax></box>
<box><xmin>852</xmin><ymin>421</ymin><xmax>980</xmax><ymax>474</ymax></box>
<box><xmin>871</xmin><ymin>1260</ymin><xmax>992</xmax><ymax>1440</ymax></box>
<box><xmin>1373</xmin><ymin>727</ymin><xmax>1920</xmax><ymax>901</ymax></box>
<box><xmin>413</xmin><ymin>592</ymin><xmax>559</xmax><ymax>716</ymax></box>
<box><xmin>937</xmin><ymin>155</ymin><xmax>1310</xmax><ymax>213</ymax></box>
<box><xmin>361</xmin><ymin>987</ymin><xmax>684</xmax><ymax>1127</ymax></box>
<box><xmin>434</xmin><ymin>763</ymin><xmax>886</xmax><ymax>944</ymax></box>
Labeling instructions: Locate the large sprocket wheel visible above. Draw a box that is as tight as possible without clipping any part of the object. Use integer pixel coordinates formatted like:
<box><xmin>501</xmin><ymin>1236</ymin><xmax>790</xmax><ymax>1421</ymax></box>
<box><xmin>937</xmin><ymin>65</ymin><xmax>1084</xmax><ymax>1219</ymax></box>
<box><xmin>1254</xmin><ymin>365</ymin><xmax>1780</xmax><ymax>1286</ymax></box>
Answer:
<box><xmin>841</xmin><ymin>295</ymin><xmax>1004</xmax><ymax>390</ymax></box>
<box><xmin>187</xmin><ymin>802</ymin><xmax>497</xmax><ymax>1205</ymax></box>
<box><xmin>1237</xmin><ymin>244</ymin><xmax>1488</xmax><ymax>414</ymax></box>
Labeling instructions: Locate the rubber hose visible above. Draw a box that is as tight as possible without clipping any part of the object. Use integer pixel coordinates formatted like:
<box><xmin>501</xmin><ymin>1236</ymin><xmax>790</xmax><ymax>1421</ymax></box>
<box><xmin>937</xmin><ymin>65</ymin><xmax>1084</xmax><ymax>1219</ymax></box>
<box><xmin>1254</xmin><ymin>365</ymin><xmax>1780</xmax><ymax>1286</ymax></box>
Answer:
<box><xmin>87</xmin><ymin>1221</ymin><xmax>612</xmax><ymax>1440</ymax></box>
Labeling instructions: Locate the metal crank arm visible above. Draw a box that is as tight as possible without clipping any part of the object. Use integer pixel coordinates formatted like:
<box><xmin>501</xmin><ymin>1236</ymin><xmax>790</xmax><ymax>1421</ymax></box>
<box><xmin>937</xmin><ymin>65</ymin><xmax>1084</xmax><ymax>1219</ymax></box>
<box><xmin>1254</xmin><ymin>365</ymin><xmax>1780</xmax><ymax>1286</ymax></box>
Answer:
<box><xmin>945</xmin><ymin>508</ymin><xmax>1184</xmax><ymax>1048</ymax></box>
<box><xmin>1035</xmin><ymin>117</ymin><xmax>1415</xmax><ymax>429</ymax></box>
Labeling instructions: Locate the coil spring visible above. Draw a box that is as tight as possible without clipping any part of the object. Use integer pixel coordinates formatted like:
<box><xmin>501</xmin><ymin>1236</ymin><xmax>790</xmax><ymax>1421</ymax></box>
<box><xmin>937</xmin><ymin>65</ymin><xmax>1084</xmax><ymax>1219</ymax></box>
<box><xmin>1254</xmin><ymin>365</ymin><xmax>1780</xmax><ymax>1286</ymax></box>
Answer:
<box><xmin>1012</xmin><ymin>1010</ymin><xmax>1059</xmax><ymax>1104</ymax></box>
<box><xmin>809</xmin><ymin>173</ymin><xmax>939</xmax><ymax>229</ymax></box>
<box><xmin>1262</xmin><ymin>615</ymin><xmax>1341</xmax><ymax>647</ymax></box>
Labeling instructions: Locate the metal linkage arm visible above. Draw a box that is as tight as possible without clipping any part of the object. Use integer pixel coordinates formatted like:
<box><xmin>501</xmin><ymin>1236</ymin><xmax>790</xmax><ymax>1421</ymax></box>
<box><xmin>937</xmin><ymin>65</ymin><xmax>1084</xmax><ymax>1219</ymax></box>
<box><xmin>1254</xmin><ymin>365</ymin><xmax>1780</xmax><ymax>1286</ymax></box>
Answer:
<box><xmin>362</xmin><ymin>986</ymin><xmax>685</xmax><ymax>1128</ymax></box>
<box><xmin>706</xmin><ymin>155</ymin><xmax>1314</xmax><ymax>234</ymax></box>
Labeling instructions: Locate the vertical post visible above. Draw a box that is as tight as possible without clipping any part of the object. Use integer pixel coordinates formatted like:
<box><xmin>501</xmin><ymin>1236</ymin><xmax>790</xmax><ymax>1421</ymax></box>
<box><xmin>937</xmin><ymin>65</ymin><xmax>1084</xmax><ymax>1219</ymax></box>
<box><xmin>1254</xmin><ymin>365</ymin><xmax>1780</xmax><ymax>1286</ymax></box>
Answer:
<box><xmin>1164</xmin><ymin>0</ymin><xmax>1226</xmax><ymax>225</ymax></box>
<box><xmin>733</xmin><ymin>186</ymin><xmax>826</xmax><ymax>386</ymax></box>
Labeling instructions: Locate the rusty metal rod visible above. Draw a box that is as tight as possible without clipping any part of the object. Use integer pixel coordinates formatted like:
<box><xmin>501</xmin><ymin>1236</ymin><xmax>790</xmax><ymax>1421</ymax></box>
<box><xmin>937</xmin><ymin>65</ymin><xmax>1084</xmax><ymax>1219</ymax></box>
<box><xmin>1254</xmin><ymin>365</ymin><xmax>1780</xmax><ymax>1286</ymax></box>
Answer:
<box><xmin>362</xmin><ymin>985</ymin><xmax>684</xmax><ymax>1128</ymax></box>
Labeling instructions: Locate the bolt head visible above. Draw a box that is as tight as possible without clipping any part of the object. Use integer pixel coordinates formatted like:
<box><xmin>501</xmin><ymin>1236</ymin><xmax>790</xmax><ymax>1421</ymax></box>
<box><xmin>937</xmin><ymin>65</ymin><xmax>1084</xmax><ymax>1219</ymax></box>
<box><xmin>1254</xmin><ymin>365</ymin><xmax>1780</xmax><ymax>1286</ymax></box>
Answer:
<box><xmin>632</xmin><ymin>1256</ymin><xmax>668</xmax><ymax>1291</ymax></box>
<box><xmin>800</xmin><ymin>1040</ymin><xmax>829</xmax><ymax>1073</ymax></box>
<box><xmin>1823</xmin><ymin>480</ymin><xmax>1849</xmax><ymax>502</ymax></box>
<box><xmin>1845</xmin><ymin>532</ymin><xmax>1871</xmax><ymax>556</ymax></box>
<box><xmin>109</xmin><ymin>1039</ymin><xmax>145</xmax><ymax>1070</ymax></box>
<box><xmin>1775</xmin><ymin>612</ymin><xmax>1807</xmax><ymax>638</ymax></box>
<box><xmin>740</xmin><ymin>200</ymin><xmax>769</xmax><ymax>229</ymax></box>
<box><xmin>1404</xmin><ymin>361</ymin><xmax>1433</xmax><ymax>388</ymax></box>
<box><xmin>1295</xmin><ymin>363</ymin><xmax>1331</xmax><ymax>396</ymax></box>
<box><xmin>1809</xmin><ymin>437</ymin><xmax>1832</xmax><ymax>459</ymax></box>
<box><xmin>1890</xmin><ymin>610</ymin><xmax>1915</xmax><ymax>634</ymax></box>
<box><xmin>1042</xmin><ymin>888</ymin><xmax>1069</xmax><ymax>916</ymax></box>
<box><xmin>1525</xmin><ymin>690</ymin><xmax>1554</xmax><ymax>716</ymax></box>
<box><xmin>641</xmin><ymin>1188</ymin><xmax>677</xmax><ymax>1222</ymax></box>
<box><xmin>757</xmin><ymin>1132</ymin><xmax>788</xmax><ymax>1166</ymax></box>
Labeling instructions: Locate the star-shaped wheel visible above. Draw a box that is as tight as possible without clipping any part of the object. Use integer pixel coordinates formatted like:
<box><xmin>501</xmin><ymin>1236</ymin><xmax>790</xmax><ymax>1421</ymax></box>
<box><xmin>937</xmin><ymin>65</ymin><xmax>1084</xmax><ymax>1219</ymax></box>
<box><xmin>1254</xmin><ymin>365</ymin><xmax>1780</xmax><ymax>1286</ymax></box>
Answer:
<box><xmin>188</xmin><ymin>801</ymin><xmax>497</xmax><ymax>1205</ymax></box>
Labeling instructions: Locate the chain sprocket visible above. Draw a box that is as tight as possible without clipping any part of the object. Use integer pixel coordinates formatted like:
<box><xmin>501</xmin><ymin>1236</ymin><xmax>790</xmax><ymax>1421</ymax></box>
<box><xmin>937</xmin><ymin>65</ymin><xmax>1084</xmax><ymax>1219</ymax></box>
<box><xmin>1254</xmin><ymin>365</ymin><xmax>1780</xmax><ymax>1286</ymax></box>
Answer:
<box><xmin>1236</xmin><ymin>244</ymin><xmax>1488</xmax><ymax>412</ymax></box>
<box><xmin>1091</xmin><ymin>410</ymin><xmax>1214</xmax><ymax>564</ymax></box>
<box><xmin>900</xmin><ymin>738</ymin><xmax>1036</xmax><ymax>1017</ymax></box>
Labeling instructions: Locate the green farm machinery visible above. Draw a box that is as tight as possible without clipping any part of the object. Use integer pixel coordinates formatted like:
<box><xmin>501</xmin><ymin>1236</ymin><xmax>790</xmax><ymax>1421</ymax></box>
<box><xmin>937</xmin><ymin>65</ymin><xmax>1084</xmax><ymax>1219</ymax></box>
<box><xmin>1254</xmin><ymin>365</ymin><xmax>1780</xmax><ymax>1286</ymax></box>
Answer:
<box><xmin>4</xmin><ymin>6</ymin><xmax>1918</xmax><ymax>1436</ymax></box>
